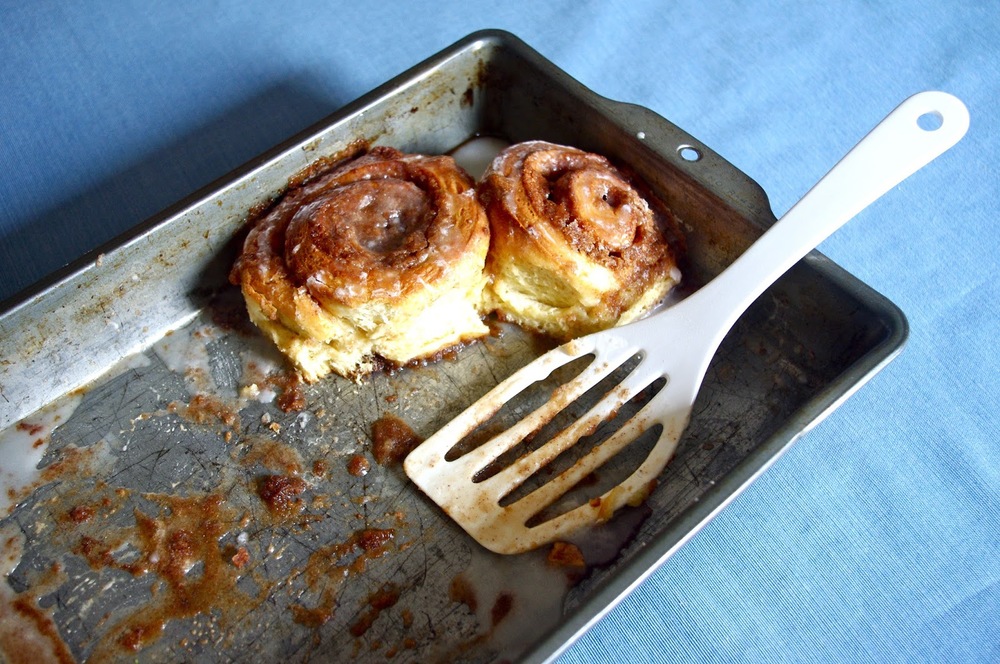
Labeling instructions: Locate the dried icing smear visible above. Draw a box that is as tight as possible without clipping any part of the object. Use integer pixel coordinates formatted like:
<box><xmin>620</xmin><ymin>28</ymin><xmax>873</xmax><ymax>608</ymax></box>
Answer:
<box><xmin>450</xmin><ymin>548</ymin><xmax>567</xmax><ymax>659</ymax></box>
<box><xmin>152</xmin><ymin>323</ymin><xmax>217</xmax><ymax>393</ymax></box>
<box><xmin>0</xmin><ymin>522</ymin><xmax>74</xmax><ymax>663</ymax></box>
<box><xmin>0</xmin><ymin>393</ymin><xmax>83</xmax><ymax>517</ymax></box>
<box><xmin>0</xmin><ymin>395</ymin><xmax>85</xmax><ymax>661</ymax></box>
<box><xmin>450</xmin><ymin>136</ymin><xmax>508</xmax><ymax>181</ymax></box>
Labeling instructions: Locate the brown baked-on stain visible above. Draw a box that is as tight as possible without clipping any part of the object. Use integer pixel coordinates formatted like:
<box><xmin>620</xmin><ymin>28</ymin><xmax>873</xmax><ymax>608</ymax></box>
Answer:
<box><xmin>449</xmin><ymin>573</ymin><xmax>478</xmax><ymax>613</ymax></box>
<box><xmin>311</xmin><ymin>458</ymin><xmax>329</xmax><ymax>477</ymax></box>
<box><xmin>39</xmin><ymin>445</ymin><xmax>101</xmax><ymax>485</ymax></box>
<box><xmin>67</xmin><ymin>504</ymin><xmax>95</xmax><ymax>524</ymax></box>
<box><xmin>75</xmin><ymin>535</ymin><xmax>113</xmax><ymax>568</ymax></box>
<box><xmin>445</xmin><ymin>571</ymin><xmax>516</xmax><ymax>652</ymax></box>
<box><xmin>78</xmin><ymin>492</ymin><xmax>259</xmax><ymax>659</ymax></box>
<box><xmin>239</xmin><ymin>436</ymin><xmax>305</xmax><ymax>476</ymax></box>
<box><xmin>2</xmin><ymin>596</ymin><xmax>76</xmax><ymax>664</ymax></box>
<box><xmin>256</xmin><ymin>474</ymin><xmax>308</xmax><ymax>518</ymax></box>
<box><xmin>349</xmin><ymin>583</ymin><xmax>401</xmax><ymax>637</ymax></box>
<box><xmin>347</xmin><ymin>454</ymin><xmax>371</xmax><ymax>477</ymax></box>
<box><xmin>547</xmin><ymin>541</ymin><xmax>586</xmax><ymax>569</ymax></box>
<box><xmin>274</xmin><ymin>371</ymin><xmax>307</xmax><ymax>412</ymax></box>
<box><xmin>15</xmin><ymin>421</ymin><xmax>44</xmax><ymax>436</ymax></box>
<box><xmin>355</xmin><ymin>527</ymin><xmax>395</xmax><ymax>554</ymax></box>
<box><xmin>490</xmin><ymin>592</ymin><xmax>514</xmax><ymax>628</ymax></box>
<box><xmin>448</xmin><ymin>571</ymin><xmax>516</xmax><ymax>630</ymax></box>
<box><xmin>231</xmin><ymin>546</ymin><xmax>250</xmax><ymax>569</ymax></box>
<box><xmin>290</xmin><ymin>602</ymin><xmax>334</xmax><ymax>629</ymax></box>
<box><xmin>461</xmin><ymin>85</ymin><xmax>475</xmax><ymax>108</ymax></box>
<box><xmin>290</xmin><ymin>527</ymin><xmax>397</xmax><ymax>635</ymax></box>
<box><xmin>239</xmin><ymin>366</ymin><xmax>306</xmax><ymax>412</ymax></box>
<box><xmin>371</xmin><ymin>413</ymin><xmax>423</xmax><ymax>466</ymax></box>
<box><xmin>169</xmin><ymin>394</ymin><xmax>240</xmax><ymax>430</ymax></box>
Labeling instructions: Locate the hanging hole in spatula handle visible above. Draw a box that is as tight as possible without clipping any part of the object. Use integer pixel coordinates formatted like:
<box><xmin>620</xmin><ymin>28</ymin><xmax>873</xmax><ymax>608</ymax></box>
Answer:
<box><xmin>917</xmin><ymin>110</ymin><xmax>945</xmax><ymax>131</ymax></box>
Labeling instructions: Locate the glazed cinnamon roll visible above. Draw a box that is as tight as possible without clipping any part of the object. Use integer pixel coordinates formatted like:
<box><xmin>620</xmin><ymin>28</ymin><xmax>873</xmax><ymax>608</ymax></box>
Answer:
<box><xmin>479</xmin><ymin>140</ymin><xmax>682</xmax><ymax>339</ymax></box>
<box><xmin>230</xmin><ymin>146</ymin><xmax>491</xmax><ymax>381</ymax></box>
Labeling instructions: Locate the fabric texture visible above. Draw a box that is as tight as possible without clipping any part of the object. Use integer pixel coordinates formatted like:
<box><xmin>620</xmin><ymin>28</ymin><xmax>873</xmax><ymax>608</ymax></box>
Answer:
<box><xmin>1</xmin><ymin>1</ymin><xmax>997</xmax><ymax>662</ymax></box>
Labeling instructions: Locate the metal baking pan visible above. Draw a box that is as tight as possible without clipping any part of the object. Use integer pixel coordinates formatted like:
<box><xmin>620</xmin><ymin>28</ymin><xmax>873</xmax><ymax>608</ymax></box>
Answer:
<box><xmin>0</xmin><ymin>30</ymin><xmax>905</xmax><ymax>663</ymax></box>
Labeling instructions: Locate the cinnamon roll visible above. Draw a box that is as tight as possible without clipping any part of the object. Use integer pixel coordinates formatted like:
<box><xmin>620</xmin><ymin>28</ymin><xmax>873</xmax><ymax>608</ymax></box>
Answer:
<box><xmin>230</xmin><ymin>146</ymin><xmax>491</xmax><ymax>381</ymax></box>
<box><xmin>478</xmin><ymin>140</ymin><xmax>682</xmax><ymax>339</ymax></box>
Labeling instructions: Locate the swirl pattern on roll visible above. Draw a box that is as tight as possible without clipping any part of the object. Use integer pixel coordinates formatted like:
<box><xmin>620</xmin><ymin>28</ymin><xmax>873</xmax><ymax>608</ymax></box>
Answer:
<box><xmin>231</xmin><ymin>146</ymin><xmax>491</xmax><ymax>381</ymax></box>
<box><xmin>479</xmin><ymin>140</ymin><xmax>682</xmax><ymax>339</ymax></box>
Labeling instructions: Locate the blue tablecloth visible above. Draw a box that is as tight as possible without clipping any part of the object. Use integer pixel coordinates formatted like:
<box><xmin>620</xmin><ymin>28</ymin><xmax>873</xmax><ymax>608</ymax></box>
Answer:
<box><xmin>2</xmin><ymin>2</ymin><xmax>997</xmax><ymax>662</ymax></box>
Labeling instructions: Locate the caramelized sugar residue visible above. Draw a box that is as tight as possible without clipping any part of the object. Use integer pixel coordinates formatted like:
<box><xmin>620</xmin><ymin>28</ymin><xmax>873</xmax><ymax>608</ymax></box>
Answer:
<box><xmin>239</xmin><ymin>435</ymin><xmax>305</xmax><ymax>475</ymax></box>
<box><xmin>4</xmin><ymin>596</ymin><xmax>76</xmax><ymax>664</ymax></box>
<box><xmin>449</xmin><ymin>574</ymin><xmax>478</xmax><ymax>613</ymax></box>
<box><xmin>547</xmin><ymin>541</ymin><xmax>586</xmax><ymax>569</ymax></box>
<box><xmin>448</xmin><ymin>570</ymin><xmax>518</xmax><ymax>646</ymax></box>
<box><xmin>256</xmin><ymin>474</ymin><xmax>308</xmax><ymax>518</ymax></box>
<box><xmin>350</xmin><ymin>583</ymin><xmax>401</xmax><ymax>637</ymax></box>
<box><xmin>80</xmin><ymin>492</ymin><xmax>257</xmax><ymax>659</ymax></box>
<box><xmin>347</xmin><ymin>454</ymin><xmax>371</xmax><ymax>477</ymax></box>
<box><xmin>490</xmin><ymin>592</ymin><xmax>514</xmax><ymax>628</ymax></box>
<box><xmin>66</xmin><ymin>504</ymin><xmax>95</xmax><ymax>524</ymax></box>
<box><xmin>274</xmin><ymin>372</ymin><xmax>307</xmax><ymax>412</ymax></box>
<box><xmin>169</xmin><ymin>394</ymin><xmax>241</xmax><ymax>430</ymax></box>
<box><xmin>371</xmin><ymin>414</ymin><xmax>423</xmax><ymax>466</ymax></box>
<box><xmin>311</xmin><ymin>458</ymin><xmax>329</xmax><ymax>477</ymax></box>
<box><xmin>290</xmin><ymin>528</ymin><xmax>397</xmax><ymax>632</ymax></box>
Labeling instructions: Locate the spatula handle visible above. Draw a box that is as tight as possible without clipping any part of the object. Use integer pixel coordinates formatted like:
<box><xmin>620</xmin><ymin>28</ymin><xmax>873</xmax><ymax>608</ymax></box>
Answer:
<box><xmin>693</xmin><ymin>91</ymin><xmax>968</xmax><ymax>333</ymax></box>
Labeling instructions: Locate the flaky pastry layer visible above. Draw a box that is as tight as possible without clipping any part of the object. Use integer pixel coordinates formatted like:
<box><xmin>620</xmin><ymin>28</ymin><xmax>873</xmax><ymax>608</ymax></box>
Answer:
<box><xmin>230</xmin><ymin>147</ymin><xmax>490</xmax><ymax>381</ymax></box>
<box><xmin>479</xmin><ymin>140</ymin><xmax>682</xmax><ymax>339</ymax></box>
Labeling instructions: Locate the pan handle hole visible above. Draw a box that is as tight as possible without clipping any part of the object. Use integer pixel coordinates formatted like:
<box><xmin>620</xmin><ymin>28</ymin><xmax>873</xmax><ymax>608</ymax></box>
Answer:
<box><xmin>677</xmin><ymin>145</ymin><xmax>702</xmax><ymax>162</ymax></box>
<box><xmin>917</xmin><ymin>111</ymin><xmax>943</xmax><ymax>131</ymax></box>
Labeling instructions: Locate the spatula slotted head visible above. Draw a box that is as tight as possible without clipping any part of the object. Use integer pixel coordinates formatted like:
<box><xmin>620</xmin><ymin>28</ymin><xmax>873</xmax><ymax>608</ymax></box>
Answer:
<box><xmin>403</xmin><ymin>332</ymin><xmax>691</xmax><ymax>554</ymax></box>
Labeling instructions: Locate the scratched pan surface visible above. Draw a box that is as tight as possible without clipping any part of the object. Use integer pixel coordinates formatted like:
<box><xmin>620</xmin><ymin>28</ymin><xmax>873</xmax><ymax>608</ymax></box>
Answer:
<box><xmin>0</xmin><ymin>31</ymin><xmax>905</xmax><ymax>663</ymax></box>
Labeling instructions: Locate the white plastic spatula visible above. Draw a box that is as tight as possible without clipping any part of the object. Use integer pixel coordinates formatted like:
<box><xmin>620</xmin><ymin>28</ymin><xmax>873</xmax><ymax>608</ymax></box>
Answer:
<box><xmin>404</xmin><ymin>91</ymin><xmax>969</xmax><ymax>555</ymax></box>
